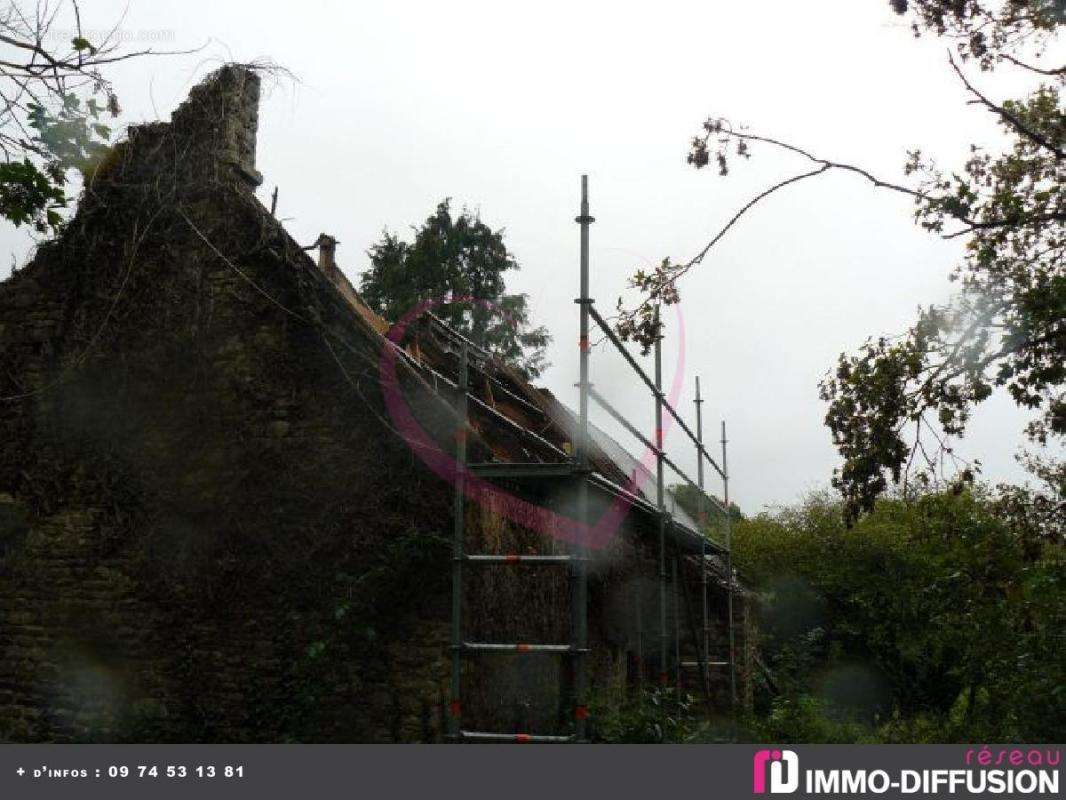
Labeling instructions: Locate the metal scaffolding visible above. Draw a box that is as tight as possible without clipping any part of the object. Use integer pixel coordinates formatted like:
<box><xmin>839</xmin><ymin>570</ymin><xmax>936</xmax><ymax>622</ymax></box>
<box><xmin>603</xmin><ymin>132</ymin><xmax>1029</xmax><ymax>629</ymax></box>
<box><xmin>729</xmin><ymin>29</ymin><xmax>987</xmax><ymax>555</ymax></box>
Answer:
<box><xmin>446</xmin><ymin>176</ymin><xmax>736</xmax><ymax>743</ymax></box>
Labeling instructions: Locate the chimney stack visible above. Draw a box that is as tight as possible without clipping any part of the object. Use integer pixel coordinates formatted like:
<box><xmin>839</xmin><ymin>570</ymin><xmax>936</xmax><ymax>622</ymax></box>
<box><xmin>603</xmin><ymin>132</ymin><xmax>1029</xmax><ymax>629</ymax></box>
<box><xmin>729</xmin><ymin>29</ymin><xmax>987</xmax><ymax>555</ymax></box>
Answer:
<box><xmin>172</xmin><ymin>65</ymin><xmax>263</xmax><ymax>188</ymax></box>
<box><xmin>88</xmin><ymin>64</ymin><xmax>265</xmax><ymax>193</ymax></box>
<box><xmin>311</xmin><ymin>233</ymin><xmax>340</xmax><ymax>281</ymax></box>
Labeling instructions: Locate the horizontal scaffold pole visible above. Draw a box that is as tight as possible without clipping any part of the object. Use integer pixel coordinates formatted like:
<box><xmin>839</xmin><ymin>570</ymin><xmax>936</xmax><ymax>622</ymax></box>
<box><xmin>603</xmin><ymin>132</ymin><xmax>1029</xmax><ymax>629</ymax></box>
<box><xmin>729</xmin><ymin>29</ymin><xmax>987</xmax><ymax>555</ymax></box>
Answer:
<box><xmin>465</xmin><ymin>554</ymin><xmax>573</xmax><ymax>564</ymax></box>
<box><xmin>589</xmin><ymin>386</ymin><xmax>730</xmax><ymax>521</ymax></box>
<box><xmin>587</xmin><ymin>304</ymin><xmax>726</xmax><ymax>481</ymax></box>
<box><xmin>462</xmin><ymin>642</ymin><xmax>574</xmax><ymax>654</ymax></box>
<box><xmin>460</xmin><ymin>731</ymin><xmax>574</xmax><ymax>743</ymax></box>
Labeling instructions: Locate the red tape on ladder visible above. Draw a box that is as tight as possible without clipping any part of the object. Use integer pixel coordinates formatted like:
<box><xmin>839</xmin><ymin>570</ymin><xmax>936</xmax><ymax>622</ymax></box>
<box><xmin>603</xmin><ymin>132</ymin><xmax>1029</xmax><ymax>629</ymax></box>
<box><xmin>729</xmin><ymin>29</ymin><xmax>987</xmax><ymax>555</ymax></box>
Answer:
<box><xmin>515</xmin><ymin>733</ymin><xmax>531</xmax><ymax>743</ymax></box>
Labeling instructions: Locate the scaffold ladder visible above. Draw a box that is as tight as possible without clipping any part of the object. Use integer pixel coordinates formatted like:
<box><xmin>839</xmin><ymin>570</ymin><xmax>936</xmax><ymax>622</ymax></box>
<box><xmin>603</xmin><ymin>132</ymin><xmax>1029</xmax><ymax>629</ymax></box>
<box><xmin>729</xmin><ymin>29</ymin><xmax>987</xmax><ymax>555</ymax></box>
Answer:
<box><xmin>447</xmin><ymin>178</ymin><xmax>595</xmax><ymax>744</ymax></box>
<box><xmin>446</xmin><ymin>175</ymin><xmax>738</xmax><ymax>741</ymax></box>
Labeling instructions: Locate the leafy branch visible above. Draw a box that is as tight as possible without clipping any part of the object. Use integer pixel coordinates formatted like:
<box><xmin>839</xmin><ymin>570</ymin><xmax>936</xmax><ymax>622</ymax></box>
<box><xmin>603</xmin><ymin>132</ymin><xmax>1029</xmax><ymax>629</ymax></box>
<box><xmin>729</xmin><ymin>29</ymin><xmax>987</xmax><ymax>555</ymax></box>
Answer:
<box><xmin>616</xmin><ymin>0</ymin><xmax>1064</xmax><ymax>521</ymax></box>
<box><xmin>0</xmin><ymin>1</ymin><xmax>199</xmax><ymax>233</ymax></box>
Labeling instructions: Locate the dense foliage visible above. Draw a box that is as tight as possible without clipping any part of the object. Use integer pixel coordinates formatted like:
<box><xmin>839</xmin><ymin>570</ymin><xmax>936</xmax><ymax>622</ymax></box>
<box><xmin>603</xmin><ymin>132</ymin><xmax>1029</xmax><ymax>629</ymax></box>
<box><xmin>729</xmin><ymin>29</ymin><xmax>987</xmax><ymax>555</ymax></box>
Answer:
<box><xmin>360</xmin><ymin>200</ymin><xmax>551</xmax><ymax>378</ymax></box>
<box><xmin>596</xmin><ymin>486</ymin><xmax>1062</xmax><ymax>743</ymax></box>
<box><xmin>732</xmin><ymin>488</ymin><xmax>1064</xmax><ymax>742</ymax></box>
<box><xmin>589</xmin><ymin>687</ymin><xmax>706</xmax><ymax>743</ymax></box>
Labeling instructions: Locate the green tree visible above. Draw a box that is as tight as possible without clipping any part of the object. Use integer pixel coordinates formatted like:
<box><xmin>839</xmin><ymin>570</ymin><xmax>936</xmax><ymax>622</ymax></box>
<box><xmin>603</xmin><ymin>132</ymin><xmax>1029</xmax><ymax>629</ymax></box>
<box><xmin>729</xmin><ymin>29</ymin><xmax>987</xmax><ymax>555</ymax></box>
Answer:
<box><xmin>0</xmin><ymin>1</ymin><xmax>180</xmax><ymax>233</ymax></box>
<box><xmin>616</xmin><ymin>0</ymin><xmax>1064</xmax><ymax>522</ymax></box>
<box><xmin>360</xmin><ymin>199</ymin><xmax>551</xmax><ymax>378</ymax></box>
<box><xmin>733</xmin><ymin>488</ymin><xmax>1064</xmax><ymax>742</ymax></box>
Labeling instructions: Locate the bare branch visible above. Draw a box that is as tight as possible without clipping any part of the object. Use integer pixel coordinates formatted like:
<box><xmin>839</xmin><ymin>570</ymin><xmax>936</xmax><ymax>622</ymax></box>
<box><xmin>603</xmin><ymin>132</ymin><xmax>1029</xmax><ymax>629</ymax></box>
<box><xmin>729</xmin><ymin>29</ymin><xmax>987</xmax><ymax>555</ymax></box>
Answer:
<box><xmin>1000</xmin><ymin>54</ymin><xmax>1066</xmax><ymax>77</ymax></box>
<box><xmin>681</xmin><ymin>165</ymin><xmax>831</xmax><ymax>280</ymax></box>
<box><xmin>701</xmin><ymin>121</ymin><xmax>933</xmax><ymax>205</ymax></box>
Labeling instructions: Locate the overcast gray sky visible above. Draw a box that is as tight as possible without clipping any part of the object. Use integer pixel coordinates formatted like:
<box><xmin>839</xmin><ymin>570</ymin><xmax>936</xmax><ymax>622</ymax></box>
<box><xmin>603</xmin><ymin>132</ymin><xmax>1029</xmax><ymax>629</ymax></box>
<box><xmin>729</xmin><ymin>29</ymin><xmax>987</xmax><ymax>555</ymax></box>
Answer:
<box><xmin>2</xmin><ymin>0</ymin><xmax>1061</xmax><ymax>513</ymax></box>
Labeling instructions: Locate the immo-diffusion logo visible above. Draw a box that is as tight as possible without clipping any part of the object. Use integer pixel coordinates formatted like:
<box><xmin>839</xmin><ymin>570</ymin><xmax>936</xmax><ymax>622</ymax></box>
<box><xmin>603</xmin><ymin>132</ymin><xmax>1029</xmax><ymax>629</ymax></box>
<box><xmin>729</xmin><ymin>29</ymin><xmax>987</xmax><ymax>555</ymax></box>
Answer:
<box><xmin>753</xmin><ymin>749</ymin><xmax>799</xmax><ymax>794</ymax></box>
<box><xmin>751</xmin><ymin>746</ymin><xmax>1060</xmax><ymax>796</ymax></box>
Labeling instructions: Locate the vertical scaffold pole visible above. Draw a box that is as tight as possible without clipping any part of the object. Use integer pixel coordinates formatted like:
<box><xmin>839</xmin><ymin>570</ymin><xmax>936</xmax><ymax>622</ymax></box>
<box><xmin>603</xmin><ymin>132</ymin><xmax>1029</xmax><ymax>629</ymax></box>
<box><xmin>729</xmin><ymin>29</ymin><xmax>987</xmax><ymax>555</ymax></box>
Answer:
<box><xmin>722</xmin><ymin>419</ymin><xmax>737</xmax><ymax>709</ymax></box>
<box><xmin>449</xmin><ymin>343</ymin><xmax>469</xmax><ymax>739</ymax></box>
<box><xmin>694</xmin><ymin>377</ymin><xmax>710</xmax><ymax>699</ymax></box>
<box><xmin>672</xmin><ymin>554</ymin><xmax>681</xmax><ymax>700</ymax></box>
<box><xmin>635</xmin><ymin>580</ymin><xmax>644</xmax><ymax>690</ymax></box>
<box><xmin>654</xmin><ymin>306</ymin><xmax>667</xmax><ymax>687</ymax></box>
<box><xmin>573</xmin><ymin>175</ymin><xmax>594</xmax><ymax>741</ymax></box>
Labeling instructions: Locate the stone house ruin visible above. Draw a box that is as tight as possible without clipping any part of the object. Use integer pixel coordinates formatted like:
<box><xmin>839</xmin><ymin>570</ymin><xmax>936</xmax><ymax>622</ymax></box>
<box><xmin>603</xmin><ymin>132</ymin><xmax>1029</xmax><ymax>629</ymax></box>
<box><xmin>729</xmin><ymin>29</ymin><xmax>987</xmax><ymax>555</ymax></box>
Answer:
<box><xmin>0</xmin><ymin>66</ymin><xmax>752</xmax><ymax>742</ymax></box>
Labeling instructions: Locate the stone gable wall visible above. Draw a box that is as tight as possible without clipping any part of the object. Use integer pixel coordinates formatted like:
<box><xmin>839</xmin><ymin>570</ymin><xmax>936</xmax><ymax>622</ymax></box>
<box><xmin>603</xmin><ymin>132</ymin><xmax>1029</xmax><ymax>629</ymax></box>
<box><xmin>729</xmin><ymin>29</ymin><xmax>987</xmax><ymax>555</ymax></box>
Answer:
<box><xmin>0</xmin><ymin>67</ymin><xmax>750</xmax><ymax>742</ymax></box>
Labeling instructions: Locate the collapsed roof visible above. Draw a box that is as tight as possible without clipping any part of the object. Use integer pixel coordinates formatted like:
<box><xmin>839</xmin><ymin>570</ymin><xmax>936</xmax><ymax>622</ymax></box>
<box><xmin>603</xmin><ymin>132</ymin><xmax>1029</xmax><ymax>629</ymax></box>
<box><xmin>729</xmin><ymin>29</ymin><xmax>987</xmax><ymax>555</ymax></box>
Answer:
<box><xmin>311</xmin><ymin>215</ymin><xmax>732</xmax><ymax>568</ymax></box>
